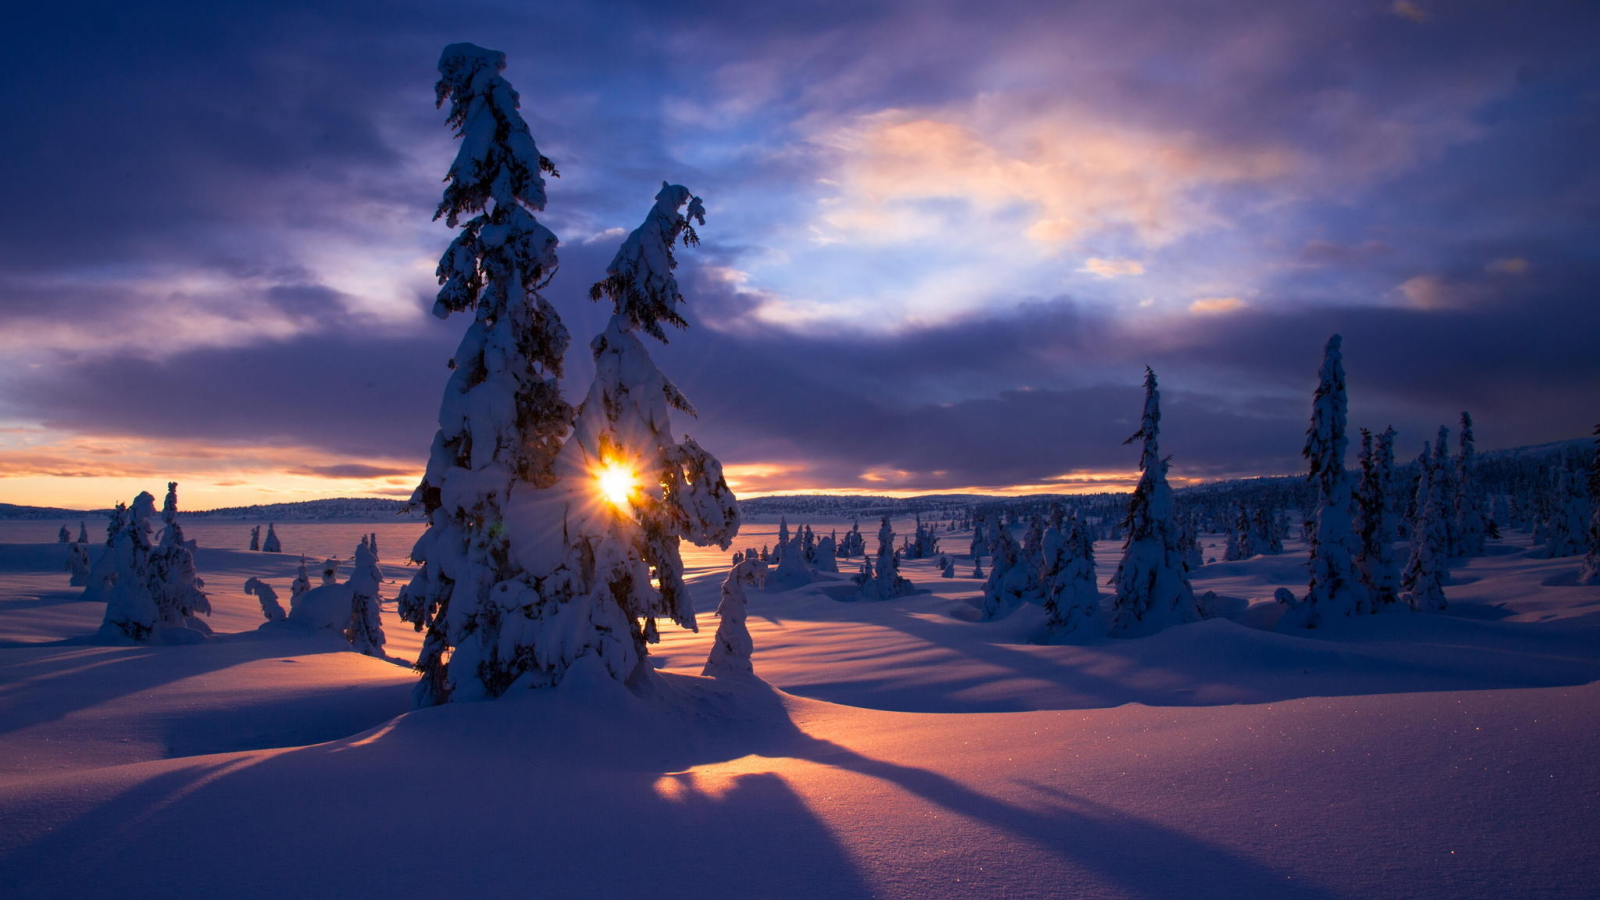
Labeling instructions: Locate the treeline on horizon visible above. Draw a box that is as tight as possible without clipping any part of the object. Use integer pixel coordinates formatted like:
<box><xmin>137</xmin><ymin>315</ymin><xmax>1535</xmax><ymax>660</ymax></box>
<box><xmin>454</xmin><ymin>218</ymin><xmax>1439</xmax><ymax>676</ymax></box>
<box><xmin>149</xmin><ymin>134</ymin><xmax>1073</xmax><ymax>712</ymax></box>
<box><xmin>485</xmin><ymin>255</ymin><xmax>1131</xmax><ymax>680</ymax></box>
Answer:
<box><xmin>5</xmin><ymin>433</ymin><xmax>1590</xmax><ymax>523</ymax></box>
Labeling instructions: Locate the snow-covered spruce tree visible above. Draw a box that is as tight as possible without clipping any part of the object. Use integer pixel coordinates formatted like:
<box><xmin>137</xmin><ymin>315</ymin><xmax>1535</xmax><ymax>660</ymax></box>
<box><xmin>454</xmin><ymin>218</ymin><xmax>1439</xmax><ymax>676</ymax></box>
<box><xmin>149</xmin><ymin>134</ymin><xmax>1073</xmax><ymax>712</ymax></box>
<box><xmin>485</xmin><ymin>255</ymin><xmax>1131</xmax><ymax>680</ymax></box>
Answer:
<box><xmin>262</xmin><ymin>523</ymin><xmax>282</xmax><ymax>553</ymax></box>
<box><xmin>774</xmin><ymin>518</ymin><xmax>791</xmax><ymax>564</ymax></box>
<box><xmin>66</xmin><ymin>541</ymin><xmax>90</xmax><ymax>586</ymax></box>
<box><xmin>813</xmin><ymin>534</ymin><xmax>839</xmax><ymax>573</ymax></box>
<box><xmin>840</xmin><ymin>519</ymin><xmax>865</xmax><ymax>558</ymax></box>
<box><xmin>147</xmin><ymin>482</ymin><xmax>211</xmax><ymax>633</ymax></box>
<box><xmin>395</xmin><ymin>44</ymin><xmax>574</xmax><ymax>705</ymax></box>
<box><xmin>58</xmin><ymin>525</ymin><xmax>70</xmax><ymax>543</ymax></box>
<box><xmin>1283</xmin><ymin>335</ymin><xmax>1370</xmax><ymax>627</ymax></box>
<box><xmin>246</xmin><ymin>577</ymin><xmax>287</xmax><ymax>623</ymax></box>
<box><xmin>857</xmin><ymin>515</ymin><xmax>915</xmax><ymax>601</ymax></box>
<box><xmin>291</xmin><ymin>556</ymin><xmax>312</xmax><ymax>605</ymax></box>
<box><xmin>702</xmin><ymin>558</ymin><xmax>764</xmax><ymax>678</ymax></box>
<box><xmin>319</xmin><ymin>557</ymin><xmax>340</xmax><ymax>586</ymax></box>
<box><xmin>1454</xmin><ymin>412</ymin><xmax>1487</xmax><ymax>557</ymax></box>
<box><xmin>772</xmin><ymin>522</ymin><xmax>813</xmax><ymax>587</ymax></box>
<box><xmin>1356</xmin><ymin>427</ymin><xmax>1401</xmax><ymax>609</ymax></box>
<box><xmin>1541</xmin><ymin>466</ymin><xmax>1591</xmax><ymax>558</ymax></box>
<box><xmin>1042</xmin><ymin>514</ymin><xmax>1106</xmax><ymax>638</ymax></box>
<box><xmin>1109</xmin><ymin>367</ymin><xmax>1201</xmax><ymax>635</ymax></box>
<box><xmin>980</xmin><ymin>525</ymin><xmax>1025</xmax><ymax>618</ymax></box>
<box><xmin>76</xmin><ymin>522</ymin><xmax>88</xmax><ymax>544</ymax></box>
<box><xmin>249</xmin><ymin>526</ymin><xmax>261</xmax><ymax>552</ymax></box>
<box><xmin>97</xmin><ymin>495</ymin><xmax>158</xmax><ymax>638</ymax></box>
<box><xmin>98</xmin><ymin>486</ymin><xmax>211</xmax><ymax>641</ymax></box>
<box><xmin>345</xmin><ymin>536</ymin><xmax>386</xmax><ymax>656</ymax></box>
<box><xmin>1401</xmin><ymin>441</ymin><xmax>1449</xmax><ymax>611</ymax></box>
<box><xmin>538</xmin><ymin>182</ymin><xmax>740</xmax><ymax>685</ymax></box>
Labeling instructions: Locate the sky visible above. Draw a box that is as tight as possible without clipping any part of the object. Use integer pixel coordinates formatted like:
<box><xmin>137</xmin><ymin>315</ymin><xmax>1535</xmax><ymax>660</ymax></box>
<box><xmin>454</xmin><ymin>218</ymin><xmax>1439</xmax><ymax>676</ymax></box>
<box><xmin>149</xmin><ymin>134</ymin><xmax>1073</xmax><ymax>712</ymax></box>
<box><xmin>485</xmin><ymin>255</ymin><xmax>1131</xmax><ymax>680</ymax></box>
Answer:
<box><xmin>1</xmin><ymin>0</ymin><xmax>1596</xmax><ymax>508</ymax></box>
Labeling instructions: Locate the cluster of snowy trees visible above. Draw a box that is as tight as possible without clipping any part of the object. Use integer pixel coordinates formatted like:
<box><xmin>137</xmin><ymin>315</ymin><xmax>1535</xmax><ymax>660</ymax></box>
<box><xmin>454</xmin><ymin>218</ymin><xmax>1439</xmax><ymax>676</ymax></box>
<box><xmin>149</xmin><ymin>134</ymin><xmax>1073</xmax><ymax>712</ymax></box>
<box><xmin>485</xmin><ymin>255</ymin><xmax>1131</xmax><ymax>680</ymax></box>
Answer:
<box><xmin>851</xmin><ymin>516</ymin><xmax>918</xmax><ymax>600</ymax></box>
<box><xmin>82</xmin><ymin>483</ymin><xmax>213</xmax><ymax>643</ymax></box>
<box><xmin>243</xmin><ymin>536</ymin><xmax>387</xmax><ymax>655</ymax></box>
<box><xmin>394</xmin><ymin>44</ymin><xmax>738</xmax><ymax>705</ymax></box>
<box><xmin>247</xmin><ymin>524</ymin><xmax>283</xmax><ymax>552</ymax></box>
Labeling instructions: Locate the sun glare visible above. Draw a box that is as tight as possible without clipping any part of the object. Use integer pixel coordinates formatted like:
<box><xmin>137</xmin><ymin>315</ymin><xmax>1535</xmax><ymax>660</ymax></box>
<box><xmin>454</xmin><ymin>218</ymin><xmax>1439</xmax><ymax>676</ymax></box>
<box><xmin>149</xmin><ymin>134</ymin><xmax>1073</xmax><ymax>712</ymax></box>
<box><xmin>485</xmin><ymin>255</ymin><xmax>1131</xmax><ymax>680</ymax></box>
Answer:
<box><xmin>596</xmin><ymin>461</ymin><xmax>639</xmax><ymax>509</ymax></box>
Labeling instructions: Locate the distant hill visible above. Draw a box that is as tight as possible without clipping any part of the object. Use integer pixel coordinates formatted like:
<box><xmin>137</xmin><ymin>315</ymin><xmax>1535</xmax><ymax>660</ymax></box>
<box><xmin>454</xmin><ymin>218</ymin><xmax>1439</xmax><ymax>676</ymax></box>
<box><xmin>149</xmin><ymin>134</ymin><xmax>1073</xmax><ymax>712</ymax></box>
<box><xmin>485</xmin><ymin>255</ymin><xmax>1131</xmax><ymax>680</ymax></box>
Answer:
<box><xmin>0</xmin><ymin>497</ymin><xmax>420</xmax><ymax>521</ymax></box>
<box><xmin>0</xmin><ymin>503</ymin><xmax>113</xmax><ymax>521</ymax></box>
<box><xmin>186</xmin><ymin>498</ymin><xmax>421</xmax><ymax>521</ymax></box>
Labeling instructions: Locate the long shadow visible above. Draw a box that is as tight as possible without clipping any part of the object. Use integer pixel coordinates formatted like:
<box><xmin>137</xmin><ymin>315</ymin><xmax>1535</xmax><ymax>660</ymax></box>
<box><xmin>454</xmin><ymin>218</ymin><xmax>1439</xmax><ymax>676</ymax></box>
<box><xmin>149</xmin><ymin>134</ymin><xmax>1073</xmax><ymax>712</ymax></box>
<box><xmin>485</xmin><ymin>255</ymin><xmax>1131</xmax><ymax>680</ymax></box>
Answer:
<box><xmin>767</xmin><ymin>586</ymin><xmax>1600</xmax><ymax>714</ymax></box>
<box><xmin>0</xmin><ymin>631</ymin><xmax>403</xmax><ymax>743</ymax></box>
<box><xmin>0</xmin><ymin>698</ymin><xmax>878</xmax><ymax>900</ymax></box>
<box><xmin>1</xmin><ymin>674</ymin><xmax>1357</xmax><ymax>900</ymax></box>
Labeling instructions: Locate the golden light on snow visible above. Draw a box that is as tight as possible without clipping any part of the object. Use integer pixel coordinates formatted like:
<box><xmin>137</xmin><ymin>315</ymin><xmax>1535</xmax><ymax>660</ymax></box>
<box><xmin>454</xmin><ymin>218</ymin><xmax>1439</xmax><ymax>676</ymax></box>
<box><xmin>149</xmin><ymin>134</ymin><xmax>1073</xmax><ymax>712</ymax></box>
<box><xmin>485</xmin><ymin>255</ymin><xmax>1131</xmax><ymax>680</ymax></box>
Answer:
<box><xmin>596</xmin><ymin>460</ymin><xmax>640</xmax><ymax>509</ymax></box>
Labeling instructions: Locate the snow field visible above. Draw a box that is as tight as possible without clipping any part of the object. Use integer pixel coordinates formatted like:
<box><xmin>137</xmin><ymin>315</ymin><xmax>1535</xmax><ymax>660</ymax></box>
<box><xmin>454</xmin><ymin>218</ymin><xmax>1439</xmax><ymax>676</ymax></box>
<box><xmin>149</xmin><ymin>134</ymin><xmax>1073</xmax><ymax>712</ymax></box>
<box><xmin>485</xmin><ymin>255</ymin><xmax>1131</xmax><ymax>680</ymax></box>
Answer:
<box><xmin>0</xmin><ymin>526</ymin><xmax>1597</xmax><ymax>899</ymax></box>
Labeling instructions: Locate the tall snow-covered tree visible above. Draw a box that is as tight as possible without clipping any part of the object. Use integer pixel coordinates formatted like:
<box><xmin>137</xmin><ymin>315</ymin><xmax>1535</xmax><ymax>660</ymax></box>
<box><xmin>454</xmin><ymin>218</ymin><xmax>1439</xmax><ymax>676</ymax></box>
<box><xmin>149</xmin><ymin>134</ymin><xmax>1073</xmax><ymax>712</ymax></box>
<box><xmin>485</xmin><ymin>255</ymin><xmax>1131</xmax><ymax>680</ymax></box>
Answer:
<box><xmin>702</xmin><ymin>558</ymin><xmax>764</xmax><ymax>677</ymax></box>
<box><xmin>1356</xmin><ymin>427</ymin><xmax>1401</xmax><ymax>609</ymax></box>
<box><xmin>1580</xmin><ymin>425</ymin><xmax>1600</xmax><ymax>585</ymax></box>
<box><xmin>1042</xmin><ymin>513</ymin><xmax>1105</xmax><ymax>638</ymax></box>
<box><xmin>148</xmin><ymin>483</ymin><xmax>211</xmax><ymax>631</ymax></box>
<box><xmin>1285</xmin><ymin>335</ymin><xmax>1370</xmax><ymax>627</ymax></box>
<box><xmin>979</xmin><ymin>525</ymin><xmax>1026</xmax><ymax>618</ymax></box>
<box><xmin>856</xmin><ymin>516</ymin><xmax>915</xmax><ymax>601</ymax></box>
<box><xmin>1540</xmin><ymin>466</ymin><xmax>1591</xmax><ymax>558</ymax></box>
<box><xmin>1402</xmin><ymin>441</ymin><xmax>1449</xmax><ymax>611</ymax></box>
<box><xmin>346</xmin><ymin>536</ymin><xmax>386</xmax><ymax>656</ymax></box>
<box><xmin>57</xmin><ymin>526</ymin><xmax>70</xmax><ymax>543</ymax></box>
<box><xmin>537</xmin><ymin>182</ymin><xmax>740</xmax><ymax>685</ymax></box>
<box><xmin>249</xmin><ymin>526</ymin><xmax>261</xmax><ymax>552</ymax></box>
<box><xmin>396</xmin><ymin>44</ymin><xmax>575</xmax><ymax>705</ymax></box>
<box><xmin>1109</xmin><ymin>367</ymin><xmax>1201</xmax><ymax>635</ymax></box>
<box><xmin>262</xmin><ymin>523</ymin><xmax>282</xmax><ymax>553</ymax></box>
<box><xmin>1453</xmin><ymin>412</ymin><xmax>1487</xmax><ymax>557</ymax></box>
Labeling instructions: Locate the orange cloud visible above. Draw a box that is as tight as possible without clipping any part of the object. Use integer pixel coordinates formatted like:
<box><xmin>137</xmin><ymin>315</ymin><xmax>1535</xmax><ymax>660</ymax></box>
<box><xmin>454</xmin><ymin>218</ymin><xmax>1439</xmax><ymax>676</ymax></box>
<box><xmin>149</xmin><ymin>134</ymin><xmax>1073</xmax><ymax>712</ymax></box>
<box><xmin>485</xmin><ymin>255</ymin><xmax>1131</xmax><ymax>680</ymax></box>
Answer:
<box><xmin>1189</xmin><ymin>297</ymin><xmax>1247</xmax><ymax>315</ymax></box>
<box><xmin>1079</xmin><ymin>257</ymin><xmax>1146</xmax><ymax>279</ymax></box>
<box><xmin>811</xmin><ymin>104</ymin><xmax>1295</xmax><ymax>250</ymax></box>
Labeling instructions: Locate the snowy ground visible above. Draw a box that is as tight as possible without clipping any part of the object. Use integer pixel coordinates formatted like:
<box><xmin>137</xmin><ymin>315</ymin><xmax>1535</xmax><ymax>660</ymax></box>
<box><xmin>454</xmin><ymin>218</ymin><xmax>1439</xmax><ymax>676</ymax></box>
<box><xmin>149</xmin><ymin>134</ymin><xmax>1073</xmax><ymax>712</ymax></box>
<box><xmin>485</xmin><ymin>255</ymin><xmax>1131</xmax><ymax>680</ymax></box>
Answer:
<box><xmin>1</xmin><ymin>526</ymin><xmax>1596</xmax><ymax>899</ymax></box>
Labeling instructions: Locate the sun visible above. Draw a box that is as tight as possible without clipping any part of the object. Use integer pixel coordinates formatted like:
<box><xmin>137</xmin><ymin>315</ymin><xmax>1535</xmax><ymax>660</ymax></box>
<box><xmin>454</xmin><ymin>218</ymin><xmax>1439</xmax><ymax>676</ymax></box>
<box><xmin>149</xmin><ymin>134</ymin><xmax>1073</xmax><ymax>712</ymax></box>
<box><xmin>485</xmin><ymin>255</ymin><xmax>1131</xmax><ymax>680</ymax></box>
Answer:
<box><xmin>596</xmin><ymin>460</ymin><xmax>639</xmax><ymax>509</ymax></box>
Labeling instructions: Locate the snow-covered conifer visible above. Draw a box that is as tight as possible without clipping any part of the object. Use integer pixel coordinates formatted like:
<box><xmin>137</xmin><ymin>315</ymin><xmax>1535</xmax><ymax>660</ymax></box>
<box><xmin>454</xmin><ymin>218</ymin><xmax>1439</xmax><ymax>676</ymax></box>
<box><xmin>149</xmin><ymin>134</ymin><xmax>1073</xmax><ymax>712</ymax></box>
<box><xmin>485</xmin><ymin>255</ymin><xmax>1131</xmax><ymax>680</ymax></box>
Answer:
<box><xmin>941</xmin><ymin>556</ymin><xmax>956</xmax><ymax>578</ymax></box>
<box><xmin>526</xmin><ymin>182</ymin><xmax>738</xmax><ymax>688</ymax></box>
<box><xmin>291</xmin><ymin>556</ymin><xmax>312</xmax><ymax>605</ymax></box>
<box><xmin>1540</xmin><ymin>466</ymin><xmax>1590</xmax><ymax>558</ymax></box>
<box><xmin>1402</xmin><ymin>442</ymin><xmax>1449</xmax><ymax>611</ymax></box>
<box><xmin>1109</xmin><ymin>368</ymin><xmax>1201</xmax><ymax>635</ymax></box>
<box><xmin>249</xmin><ymin>526</ymin><xmax>261</xmax><ymax>552</ymax></box>
<box><xmin>773</xmin><ymin>518</ymin><xmax>791</xmax><ymax>564</ymax></box>
<box><xmin>702</xmin><ymin>558</ymin><xmax>764</xmax><ymax>677</ymax></box>
<box><xmin>980</xmin><ymin>526</ymin><xmax>1025</xmax><ymax>618</ymax></box>
<box><xmin>1453</xmin><ymin>412</ymin><xmax>1487</xmax><ymax>557</ymax></box>
<box><xmin>99</xmin><ymin>486</ymin><xmax>211</xmax><ymax>641</ymax></box>
<box><xmin>57</xmin><ymin>526</ymin><xmax>70</xmax><ymax>543</ymax></box>
<box><xmin>246</xmin><ymin>577</ymin><xmax>287</xmax><ymax>623</ymax></box>
<box><xmin>1284</xmin><ymin>335</ymin><xmax>1370</xmax><ymax>627</ymax></box>
<box><xmin>856</xmin><ymin>516</ymin><xmax>915</xmax><ymax>600</ymax></box>
<box><xmin>345</xmin><ymin>537</ymin><xmax>386</xmax><ymax>656</ymax></box>
<box><xmin>65</xmin><ymin>542</ymin><xmax>90</xmax><ymax>586</ymax></box>
<box><xmin>77</xmin><ymin>522</ymin><xmax>88</xmax><ymax>544</ymax></box>
<box><xmin>395</xmin><ymin>44</ymin><xmax>575</xmax><ymax>704</ymax></box>
<box><xmin>1042</xmin><ymin>515</ymin><xmax>1105</xmax><ymax>638</ymax></box>
<box><xmin>262</xmin><ymin>523</ymin><xmax>282</xmax><ymax>553</ymax></box>
<box><xmin>813</xmin><ymin>534</ymin><xmax>839</xmax><ymax>573</ymax></box>
<box><xmin>1356</xmin><ymin>427</ymin><xmax>1401</xmax><ymax>609</ymax></box>
<box><xmin>320</xmin><ymin>557</ymin><xmax>340</xmax><ymax>586</ymax></box>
